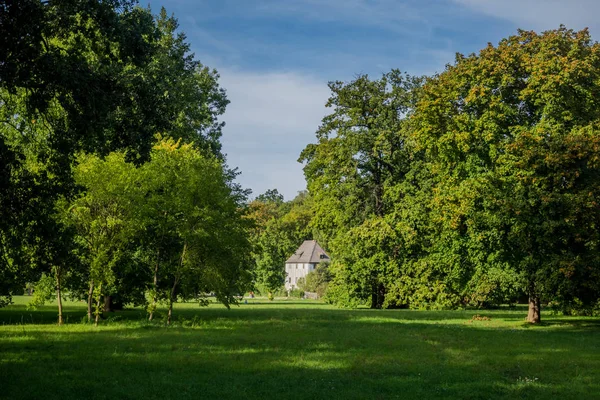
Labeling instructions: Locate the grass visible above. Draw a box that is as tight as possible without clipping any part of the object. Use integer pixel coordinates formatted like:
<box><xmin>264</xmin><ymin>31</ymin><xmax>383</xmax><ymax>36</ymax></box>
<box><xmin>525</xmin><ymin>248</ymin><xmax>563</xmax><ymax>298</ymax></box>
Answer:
<box><xmin>0</xmin><ymin>296</ymin><xmax>599</xmax><ymax>399</ymax></box>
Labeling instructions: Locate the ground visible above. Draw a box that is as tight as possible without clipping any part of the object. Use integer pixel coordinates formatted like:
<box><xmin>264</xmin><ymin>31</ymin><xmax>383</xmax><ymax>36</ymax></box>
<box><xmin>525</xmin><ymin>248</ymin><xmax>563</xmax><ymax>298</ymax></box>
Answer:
<box><xmin>0</xmin><ymin>296</ymin><xmax>599</xmax><ymax>399</ymax></box>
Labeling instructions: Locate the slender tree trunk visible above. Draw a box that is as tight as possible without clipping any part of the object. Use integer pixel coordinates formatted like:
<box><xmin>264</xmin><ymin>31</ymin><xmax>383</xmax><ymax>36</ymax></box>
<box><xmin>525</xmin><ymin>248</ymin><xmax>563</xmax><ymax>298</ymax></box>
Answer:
<box><xmin>87</xmin><ymin>280</ymin><xmax>94</xmax><ymax>323</ymax></box>
<box><xmin>167</xmin><ymin>277</ymin><xmax>178</xmax><ymax>326</ymax></box>
<box><xmin>55</xmin><ymin>266</ymin><xmax>64</xmax><ymax>326</ymax></box>
<box><xmin>527</xmin><ymin>295</ymin><xmax>541</xmax><ymax>324</ymax></box>
<box><xmin>167</xmin><ymin>243</ymin><xmax>186</xmax><ymax>326</ymax></box>
<box><xmin>370</xmin><ymin>280</ymin><xmax>386</xmax><ymax>309</ymax></box>
<box><xmin>94</xmin><ymin>283</ymin><xmax>103</xmax><ymax>327</ymax></box>
<box><xmin>149</xmin><ymin>250</ymin><xmax>160</xmax><ymax>321</ymax></box>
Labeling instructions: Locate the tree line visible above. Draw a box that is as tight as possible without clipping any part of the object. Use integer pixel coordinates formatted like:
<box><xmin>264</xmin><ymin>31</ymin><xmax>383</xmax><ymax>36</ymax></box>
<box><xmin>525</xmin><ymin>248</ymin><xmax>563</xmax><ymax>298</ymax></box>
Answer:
<box><xmin>0</xmin><ymin>0</ymin><xmax>249</xmax><ymax>324</ymax></box>
<box><xmin>1</xmin><ymin>1</ymin><xmax>599</xmax><ymax>324</ymax></box>
<box><xmin>297</xmin><ymin>27</ymin><xmax>600</xmax><ymax>322</ymax></box>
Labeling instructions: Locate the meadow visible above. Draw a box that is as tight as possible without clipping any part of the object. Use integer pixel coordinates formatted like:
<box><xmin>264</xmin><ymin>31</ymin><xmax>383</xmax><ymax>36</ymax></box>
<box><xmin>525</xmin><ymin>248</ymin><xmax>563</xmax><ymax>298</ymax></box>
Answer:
<box><xmin>0</xmin><ymin>296</ymin><xmax>599</xmax><ymax>400</ymax></box>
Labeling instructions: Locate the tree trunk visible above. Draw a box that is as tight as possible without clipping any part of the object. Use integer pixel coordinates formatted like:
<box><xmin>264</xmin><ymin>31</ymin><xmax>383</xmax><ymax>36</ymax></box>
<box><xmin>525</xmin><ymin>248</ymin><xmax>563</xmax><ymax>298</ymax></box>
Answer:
<box><xmin>167</xmin><ymin>278</ymin><xmax>178</xmax><ymax>326</ymax></box>
<box><xmin>104</xmin><ymin>295</ymin><xmax>113</xmax><ymax>313</ymax></box>
<box><xmin>370</xmin><ymin>282</ymin><xmax>385</xmax><ymax>309</ymax></box>
<box><xmin>94</xmin><ymin>283</ymin><xmax>102</xmax><ymax>327</ymax></box>
<box><xmin>55</xmin><ymin>267</ymin><xmax>64</xmax><ymax>326</ymax></box>
<box><xmin>527</xmin><ymin>295</ymin><xmax>541</xmax><ymax>324</ymax></box>
<box><xmin>87</xmin><ymin>280</ymin><xmax>94</xmax><ymax>323</ymax></box>
<box><xmin>377</xmin><ymin>283</ymin><xmax>386</xmax><ymax>309</ymax></box>
<box><xmin>167</xmin><ymin>243</ymin><xmax>186</xmax><ymax>325</ymax></box>
<box><xmin>149</xmin><ymin>251</ymin><xmax>160</xmax><ymax>321</ymax></box>
<box><xmin>371</xmin><ymin>284</ymin><xmax>379</xmax><ymax>309</ymax></box>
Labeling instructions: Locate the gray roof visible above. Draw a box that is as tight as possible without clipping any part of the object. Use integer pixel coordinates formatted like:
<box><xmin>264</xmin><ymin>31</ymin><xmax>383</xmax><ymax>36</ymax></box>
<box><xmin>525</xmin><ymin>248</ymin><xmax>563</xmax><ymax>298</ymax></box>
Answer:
<box><xmin>285</xmin><ymin>240</ymin><xmax>330</xmax><ymax>264</ymax></box>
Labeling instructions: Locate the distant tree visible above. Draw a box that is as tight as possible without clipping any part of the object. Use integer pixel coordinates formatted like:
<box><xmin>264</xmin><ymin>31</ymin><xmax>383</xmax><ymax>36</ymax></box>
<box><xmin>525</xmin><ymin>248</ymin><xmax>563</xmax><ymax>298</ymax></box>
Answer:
<box><xmin>248</xmin><ymin>191</ymin><xmax>315</xmax><ymax>294</ymax></box>
<box><xmin>300</xmin><ymin>261</ymin><xmax>332</xmax><ymax>298</ymax></box>
<box><xmin>255</xmin><ymin>189</ymin><xmax>284</xmax><ymax>204</ymax></box>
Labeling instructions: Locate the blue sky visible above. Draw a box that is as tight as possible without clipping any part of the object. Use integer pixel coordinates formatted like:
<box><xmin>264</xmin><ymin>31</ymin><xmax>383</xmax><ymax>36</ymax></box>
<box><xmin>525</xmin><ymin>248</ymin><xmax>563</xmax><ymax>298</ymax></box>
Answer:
<box><xmin>146</xmin><ymin>0</ymin><xmax>600</xmax><ymax>200</ymax></box>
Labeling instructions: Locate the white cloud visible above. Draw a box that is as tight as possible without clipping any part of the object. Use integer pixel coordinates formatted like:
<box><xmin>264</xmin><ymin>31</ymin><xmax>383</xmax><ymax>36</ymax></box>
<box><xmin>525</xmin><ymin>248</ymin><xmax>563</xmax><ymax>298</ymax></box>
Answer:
<box><xmin>219</xmin><ymin>69</ymin><xmax>331</xmax><ymax>200</ymax></box>
<box><xmin>454</xmin><ymin>0</ymin><xmax>600</xmax><ymax>34</ymax></box>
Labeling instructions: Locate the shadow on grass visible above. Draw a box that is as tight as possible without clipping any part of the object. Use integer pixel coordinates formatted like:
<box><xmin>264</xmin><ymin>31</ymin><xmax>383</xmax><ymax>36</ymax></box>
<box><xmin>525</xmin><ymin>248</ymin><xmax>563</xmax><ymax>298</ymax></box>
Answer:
<box><xmin>1</xmin><ymin>302</ymin><xmax>598</xmax><ymax>329</ymax></box>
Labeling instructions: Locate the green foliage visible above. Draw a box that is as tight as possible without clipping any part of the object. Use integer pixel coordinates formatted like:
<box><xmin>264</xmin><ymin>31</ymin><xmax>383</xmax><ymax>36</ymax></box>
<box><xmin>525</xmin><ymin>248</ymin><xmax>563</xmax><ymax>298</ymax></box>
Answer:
<box><xmin>248</xmin><ymin>190</ymin><xmax>315</xmax><ymax>293</ymax></box>
<box><xmin>300</xmin><ymin>70</ymin><xmax>423</xmax><ymax>308</ymax></box>
<box><xmin>300</xmin><ymin>262</ymin><xmax>332</xmax><ymax>298</ymax></box>
<box><xmin>0</xmin><ymin>1</ymin><xmax>229</xmax><ymax>309</ymax></box>
<box><xmin>26</xmin><ymin>273</ymin><xmax>56</xmax><ymax>310</ymax></box>
<box><xmin>287</xmin><ymin>288</ymin><xmax>305</xmax><ymax>299</ymax></box>
<box><xmin>300</xmin><ymin>28</ymin><xmax>600</xmax><ymax>320</ymax></box>
<box><xmin>64</xmin><ymin>137</ymin><xmax>253</xmax><ymax>323</ymax></box>
<box><xmin>413</xmin><ymin>27</ymin><xmax>600</xmax><ymax>320</ymax></box>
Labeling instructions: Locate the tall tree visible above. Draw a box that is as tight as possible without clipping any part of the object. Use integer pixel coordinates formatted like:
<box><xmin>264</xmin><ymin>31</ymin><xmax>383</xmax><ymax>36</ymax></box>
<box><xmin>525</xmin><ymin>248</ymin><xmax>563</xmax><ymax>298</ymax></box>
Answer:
<box><xmin>300</xmin><ymin>70</ymin><xmax>422</xmax><ymax>308</ymax></box>
<box><xmin>0</xmin><ymin>1</ymin><xmax>229</xmax><ymax>306</ymax></box>
<box><xmin>413</xmin><ymin>27</ymin><xmax>600</xmax><ymax>322</ymax></box>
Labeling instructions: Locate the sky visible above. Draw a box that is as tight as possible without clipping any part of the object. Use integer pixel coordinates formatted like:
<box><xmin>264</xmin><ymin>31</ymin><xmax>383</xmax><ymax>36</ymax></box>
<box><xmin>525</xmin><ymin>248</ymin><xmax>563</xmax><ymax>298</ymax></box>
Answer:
<box><xmin>145</xmin><ymin>0</ymin><xmax>600</xmax><ymax>200</ymax></box>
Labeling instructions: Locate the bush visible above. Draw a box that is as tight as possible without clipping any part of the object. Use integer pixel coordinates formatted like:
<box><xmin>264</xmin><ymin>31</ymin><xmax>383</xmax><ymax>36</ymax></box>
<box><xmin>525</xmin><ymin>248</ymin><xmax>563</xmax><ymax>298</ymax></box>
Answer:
<box><xmin>298</xmin><ymin>261</ymin><xmax>331</xmax><ymax>299</ymax></box>
<box><xmin>288</xmin><ymin>289</ymin><xmax>304</xmax><ymax>298</ymax></box>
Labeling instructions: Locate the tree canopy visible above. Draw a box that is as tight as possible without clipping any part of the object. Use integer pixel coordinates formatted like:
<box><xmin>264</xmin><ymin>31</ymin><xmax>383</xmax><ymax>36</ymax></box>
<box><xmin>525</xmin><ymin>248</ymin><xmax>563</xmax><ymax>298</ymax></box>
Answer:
<box><xmin>300</xmin><ymin>28</ymin><xmax>600</xmax><ymax>321</ymax></box>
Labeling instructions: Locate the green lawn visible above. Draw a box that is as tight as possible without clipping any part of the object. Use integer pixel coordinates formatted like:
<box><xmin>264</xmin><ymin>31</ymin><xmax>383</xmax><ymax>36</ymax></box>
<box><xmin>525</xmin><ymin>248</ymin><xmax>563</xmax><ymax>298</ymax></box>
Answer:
<box><xmin>0</xmin><ymin>296</ymin><xmax>599</xmax><ymax>399</ymax></box>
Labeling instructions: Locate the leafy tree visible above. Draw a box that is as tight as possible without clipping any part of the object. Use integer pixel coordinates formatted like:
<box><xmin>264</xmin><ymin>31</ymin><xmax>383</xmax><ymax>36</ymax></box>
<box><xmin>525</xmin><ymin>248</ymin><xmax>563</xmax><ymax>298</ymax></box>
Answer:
<box><xmin>136</xmin><ymin>137</ymin><xmax>252</xmax><ymax>324</ymax></box>
<box><xmin>255</xmin><ymin>189</ymin><xmax>284</xmax><ymax>204</ymax></box>
<box><xmin>248</xmin><ymin>191</ymin><xmax>315</xmax><ymax>294</ymax></box>
<box><xmin>0</xmin><ymin>1</ymin><xmax>230</xmax><ymax>309</ymax></box>
<box><xmin>300</xmin><ymin>70</ymin><xmax>422</xmax><ymax>308</ymax></box>
<box><xmin>300</xmin><ymin>261</ymin><xmax>332</xmax><ymax>298</ymax></box>
<box><xmin>61</xmin><ymin>152</ymin><xmax>138</xmax><ymax>325</ymax></box>
<box><xmin>413</xmin><ymin>27</ymin><xmax>600</xmax><ymax>322</ymax></box>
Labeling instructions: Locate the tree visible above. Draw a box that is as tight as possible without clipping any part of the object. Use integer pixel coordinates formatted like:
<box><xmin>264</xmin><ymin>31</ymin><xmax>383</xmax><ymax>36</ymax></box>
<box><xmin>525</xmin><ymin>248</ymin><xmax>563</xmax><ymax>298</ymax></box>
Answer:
<box><xmin>413</xmin><ymin>27</ymin><xmax>600</xmax><ymax>322</ymax></box>
<box><xmin>300</xmin><ymin>70</ymin><xmax>422</xmax><ymax>308</ymax></box>
<box><xmin>248</xmin><ymin>191</ymin><xmax>315</xmax><ymax>294</ymax></box>
<box><xmin>61</xmin><ymin>152</ymin><xmax>138</xmax><ymax>325</ymax></box>
<box><xmin>137</xmin><ymin>137</ymin><xmax>252</xmax><ymax>324</ymax></box>
<box><xmin>300</xmin><ymin>261</ymin><xmax>332</xmax><ymax>298</ymax></box>
<box><xmin>0</xmin><ymin>1</ymin><xmax>230</xmax><ymax>309</ymax></box>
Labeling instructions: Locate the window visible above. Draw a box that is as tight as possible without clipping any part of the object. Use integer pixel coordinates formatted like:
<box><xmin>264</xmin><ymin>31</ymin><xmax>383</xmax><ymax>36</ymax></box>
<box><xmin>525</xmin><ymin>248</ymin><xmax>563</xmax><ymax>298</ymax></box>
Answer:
<box><xmin>320</xmin><ymin>254</ymin><xmax>327</xmax><ymax>259</ymax></box>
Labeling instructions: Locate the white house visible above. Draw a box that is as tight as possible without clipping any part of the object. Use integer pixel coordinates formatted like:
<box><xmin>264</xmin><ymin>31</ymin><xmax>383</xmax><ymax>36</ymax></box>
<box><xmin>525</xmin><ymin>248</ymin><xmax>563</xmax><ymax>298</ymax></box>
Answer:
<box><xmin>284</xmin><ymin>240</ymin><xmax>330</xmax><ymax>290</ymax></box>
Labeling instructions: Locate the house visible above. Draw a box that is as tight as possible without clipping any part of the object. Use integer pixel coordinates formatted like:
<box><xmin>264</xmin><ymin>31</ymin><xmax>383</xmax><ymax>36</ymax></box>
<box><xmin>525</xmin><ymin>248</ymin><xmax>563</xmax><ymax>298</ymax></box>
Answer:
<box><xmin>284</xmin><ymin>240</ymin><xmax>330</xmax><ymax>290</ymax></box>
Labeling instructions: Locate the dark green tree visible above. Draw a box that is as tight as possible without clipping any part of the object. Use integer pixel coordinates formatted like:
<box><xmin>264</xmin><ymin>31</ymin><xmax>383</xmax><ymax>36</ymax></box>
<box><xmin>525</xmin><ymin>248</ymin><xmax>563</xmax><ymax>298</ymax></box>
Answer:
<box><xmin>300</xmin><ymin>70</ymin><xmax>422</xmax><ymax>308</ymax></box>
<box><xmin>0</xmin><ymin>1</ymin><xmax>229</xmax><ymax>307</ymax></box>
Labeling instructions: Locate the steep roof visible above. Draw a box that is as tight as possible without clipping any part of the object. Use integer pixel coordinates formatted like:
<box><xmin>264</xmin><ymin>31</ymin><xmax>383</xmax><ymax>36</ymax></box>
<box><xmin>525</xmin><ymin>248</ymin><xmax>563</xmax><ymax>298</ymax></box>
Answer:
<box><xmin>285</xmin><ymin>240</ymin><xmax>330</xmax><ymax>264</ymax></box>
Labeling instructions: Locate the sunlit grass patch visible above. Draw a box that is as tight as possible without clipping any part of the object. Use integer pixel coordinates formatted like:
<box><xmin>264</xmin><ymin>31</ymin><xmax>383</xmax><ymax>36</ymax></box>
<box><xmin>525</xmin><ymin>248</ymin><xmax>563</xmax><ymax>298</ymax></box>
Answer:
<box><xmin>0</xmin><ymin>297</ymin><xmax>599</xmax><ymax>399</ymax></box>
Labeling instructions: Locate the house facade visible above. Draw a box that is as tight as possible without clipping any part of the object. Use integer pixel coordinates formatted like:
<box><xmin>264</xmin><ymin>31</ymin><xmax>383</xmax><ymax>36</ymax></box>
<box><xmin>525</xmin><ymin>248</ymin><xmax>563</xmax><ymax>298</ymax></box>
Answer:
<box><xmin>284</xmin><ymin>240</ymin><xmax>330</xmax><ymax>290</ymax></box>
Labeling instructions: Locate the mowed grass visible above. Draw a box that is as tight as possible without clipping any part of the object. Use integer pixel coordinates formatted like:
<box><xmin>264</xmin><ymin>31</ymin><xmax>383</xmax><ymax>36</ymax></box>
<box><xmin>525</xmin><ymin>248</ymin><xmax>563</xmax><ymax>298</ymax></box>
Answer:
<box><xmin>0</xmin><ymin>296</ymin><xmax>599</xmax><ymax>400</ymax></box>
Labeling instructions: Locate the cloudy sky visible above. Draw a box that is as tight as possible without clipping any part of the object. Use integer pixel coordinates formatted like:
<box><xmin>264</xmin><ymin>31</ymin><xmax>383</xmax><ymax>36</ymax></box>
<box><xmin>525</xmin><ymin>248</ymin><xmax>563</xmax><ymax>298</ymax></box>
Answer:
<box><xmin>146</xmin><ymin>0</ymin><xmax>599</xmax><ymax>200</ymax></box>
